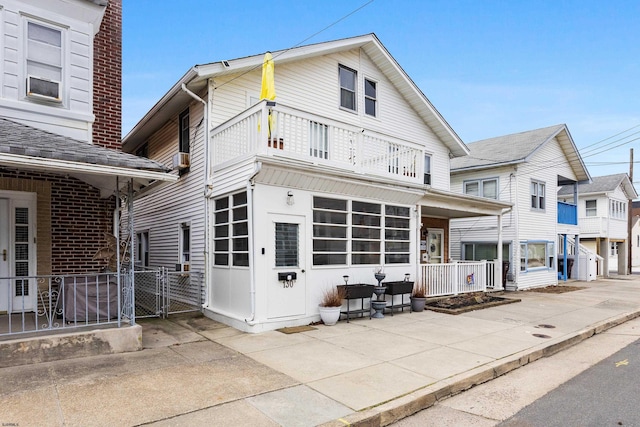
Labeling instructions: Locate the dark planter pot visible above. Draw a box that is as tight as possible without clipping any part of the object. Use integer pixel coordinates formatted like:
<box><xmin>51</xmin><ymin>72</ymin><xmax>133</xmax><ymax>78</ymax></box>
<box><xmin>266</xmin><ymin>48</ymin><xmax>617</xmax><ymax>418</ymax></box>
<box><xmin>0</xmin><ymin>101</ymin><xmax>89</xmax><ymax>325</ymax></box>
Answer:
<box><xmin>411</xmin><ymin>296</ymin><xmax>426</xmax><ymax>312</ymax></box>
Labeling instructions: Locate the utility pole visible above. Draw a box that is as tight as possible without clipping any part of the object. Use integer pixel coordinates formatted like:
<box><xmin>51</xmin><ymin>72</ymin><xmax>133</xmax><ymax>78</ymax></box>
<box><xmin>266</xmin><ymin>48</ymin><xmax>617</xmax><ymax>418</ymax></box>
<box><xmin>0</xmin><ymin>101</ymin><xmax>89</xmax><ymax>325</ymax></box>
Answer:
<box><xmin>628</xmin><ymin>148</ymin><xmax>634</xmax><ymax>274</ymax></box>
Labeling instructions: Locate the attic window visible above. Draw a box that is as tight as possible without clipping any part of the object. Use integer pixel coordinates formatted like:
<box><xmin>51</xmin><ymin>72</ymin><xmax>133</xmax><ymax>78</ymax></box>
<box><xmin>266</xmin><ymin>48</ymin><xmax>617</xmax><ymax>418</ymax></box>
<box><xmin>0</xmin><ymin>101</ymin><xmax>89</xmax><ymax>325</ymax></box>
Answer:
<box><xmin>364</xmin><ymin>78</ymin><xmax>377</xmax><ymax>116</ymax></box>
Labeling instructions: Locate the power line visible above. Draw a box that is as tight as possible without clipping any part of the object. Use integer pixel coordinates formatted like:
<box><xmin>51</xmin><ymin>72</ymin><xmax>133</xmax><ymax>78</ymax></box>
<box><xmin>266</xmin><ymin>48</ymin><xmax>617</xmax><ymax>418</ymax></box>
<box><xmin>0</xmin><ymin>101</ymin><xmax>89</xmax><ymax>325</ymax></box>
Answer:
<box><xmin>213</xmin><ymin>1</ymin><xmax>374</xmax><ymax>91</ymax></box>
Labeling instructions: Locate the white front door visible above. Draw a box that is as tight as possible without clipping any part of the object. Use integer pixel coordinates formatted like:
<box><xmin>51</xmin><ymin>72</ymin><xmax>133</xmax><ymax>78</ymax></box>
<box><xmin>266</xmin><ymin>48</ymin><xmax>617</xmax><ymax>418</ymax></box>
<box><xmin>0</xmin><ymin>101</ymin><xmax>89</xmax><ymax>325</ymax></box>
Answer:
<box><xmin>0</xmin><ymin>193</ymin><xmax>36</xmax><ymax>313</ymax></box>
<box><xmin>427</xmin><ymin>229</ymin><xmax>444</xmax><ymax>264</ymax></box>
<box><xmin>267</xmin><ymin>215</ymin><xmax>306</xmax><ymax>319</ymax></box>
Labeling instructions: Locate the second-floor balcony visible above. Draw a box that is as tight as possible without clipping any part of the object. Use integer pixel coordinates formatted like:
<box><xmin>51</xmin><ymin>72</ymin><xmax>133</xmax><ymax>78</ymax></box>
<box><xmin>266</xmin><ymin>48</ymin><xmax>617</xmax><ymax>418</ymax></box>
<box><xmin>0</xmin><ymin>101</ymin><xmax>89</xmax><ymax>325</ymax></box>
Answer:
<box><xmin>211</xmin><ymin>101</ymin><xmax>425</xmax><ymax>184</ymax></box>
<box><xmin>557</xmin><ymin>201</ymin><xmax>577</xmax><ymax>225</ymax></box>
<box><xmin>578</xmin><ymin>216</ymin><xmax>628</xmax><ymax>238</ymax></box>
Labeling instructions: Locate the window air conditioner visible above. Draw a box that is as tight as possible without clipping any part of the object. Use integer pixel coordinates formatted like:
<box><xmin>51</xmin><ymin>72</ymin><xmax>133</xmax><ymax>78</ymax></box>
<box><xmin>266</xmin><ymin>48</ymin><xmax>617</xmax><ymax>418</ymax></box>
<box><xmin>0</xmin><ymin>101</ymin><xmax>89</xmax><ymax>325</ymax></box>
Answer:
<box><xmin>26</xmin><ymin>75</ymin><xmax>62</xmax><ymax>102</ymax></box>
<box><xmin>172</xmin><ymin>152</ymin><xmax>190</xmax><ymax>169</ymax></box>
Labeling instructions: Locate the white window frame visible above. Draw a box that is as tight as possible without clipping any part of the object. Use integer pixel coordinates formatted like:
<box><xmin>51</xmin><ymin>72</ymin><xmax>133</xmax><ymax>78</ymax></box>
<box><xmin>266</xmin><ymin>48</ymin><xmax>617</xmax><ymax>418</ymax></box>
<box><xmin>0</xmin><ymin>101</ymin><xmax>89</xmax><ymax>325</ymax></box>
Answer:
<box><xmin>23</xmin><ymin>18</ymin><xmax>65</xmax><ymax>104</ymax></box>
<box><xmin>339</xmin><ymin>65</ymin><xmax>357</xmax><ymax>112</ymax></box>
<box><xmin>423</xmin><ymin>153</ymin><xmax>432</xmax><ymax>185</ymax></box>
<box><xmin>585</xmin><ymin>200</ymin><xmax>597</xmax><ymax>217</ymax></box>
<box><xmin>520</xmin><ymin>241</ymin><xmax>554</xmax><ymax>272</ymax></box>
<box><xmin>463</xmin><ymin>177</ymin><xmax>499</xmax><ymax>199</ymax></box>
<box><xmin>364</xmin><ymin>77</ymin><xmax>377</xmax><ymax>117</ymax></box>
<box><xmin>531</xmin><ymin>180</ymin><xmax>546</xmax><ymax>211</ymax></box>
<box><xmin>179</xmin><ymin>222</ymin><xmax>191</xmax><ymax>271</ymax></box>
<box><xmin>213</xmin><ymin>191</ymin><xmax>249</xmax><ymax>268</ymax></box>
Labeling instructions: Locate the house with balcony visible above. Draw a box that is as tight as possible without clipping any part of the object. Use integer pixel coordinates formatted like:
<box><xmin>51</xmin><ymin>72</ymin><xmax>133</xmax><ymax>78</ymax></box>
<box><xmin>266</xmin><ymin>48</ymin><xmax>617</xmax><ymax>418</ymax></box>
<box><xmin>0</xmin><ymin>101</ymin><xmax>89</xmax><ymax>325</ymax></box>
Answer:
<box><xmin>0</xmin><ymin>0</ymin><xmax>175</xmax><ymax>351</ymax></box>
<box><xmin>123</xmin><ymin>33</ymin><xmax>512</xmax><ymax>333</ymax></box>
<box><xmin>558</xmin><ymin>173</ymin><xmax>637</xmax><ymax>276</ymax></box>
<box><xmin>449</xmin><ymin>124</ymin><xmax>592</xmax><ymax>290</ymax></box>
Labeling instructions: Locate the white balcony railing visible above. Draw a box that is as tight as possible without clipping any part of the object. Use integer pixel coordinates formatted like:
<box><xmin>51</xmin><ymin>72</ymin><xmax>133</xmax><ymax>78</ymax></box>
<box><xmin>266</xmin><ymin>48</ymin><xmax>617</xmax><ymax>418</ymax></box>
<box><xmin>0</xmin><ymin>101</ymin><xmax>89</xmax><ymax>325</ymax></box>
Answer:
<box><xmin>578</xmin><ymin>216</ymin><xmax>628</xmax><ymax>238</ymax></box>
<box><xmin>211</xmin><ymin>101</ymin><xmax>424</xmax><ymax>183</ymax></box>
<box><xmin>420</xmin><ymin>261</ymin><xmax>491</xmax><ymax>297</ymax></box>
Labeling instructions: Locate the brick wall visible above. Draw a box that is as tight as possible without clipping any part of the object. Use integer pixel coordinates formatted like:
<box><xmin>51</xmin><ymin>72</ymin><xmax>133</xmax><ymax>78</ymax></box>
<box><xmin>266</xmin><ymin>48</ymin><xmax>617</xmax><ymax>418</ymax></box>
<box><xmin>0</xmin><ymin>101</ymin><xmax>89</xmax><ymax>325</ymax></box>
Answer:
<box><xmin>0</xmin><ymin>170</ymin><xmax>116</xmax><ymax>275</ymax></box>
<box><xmin>92</xmin><ymin>0</ymin><xmax>122</xmax><ymax>150</ymax></box>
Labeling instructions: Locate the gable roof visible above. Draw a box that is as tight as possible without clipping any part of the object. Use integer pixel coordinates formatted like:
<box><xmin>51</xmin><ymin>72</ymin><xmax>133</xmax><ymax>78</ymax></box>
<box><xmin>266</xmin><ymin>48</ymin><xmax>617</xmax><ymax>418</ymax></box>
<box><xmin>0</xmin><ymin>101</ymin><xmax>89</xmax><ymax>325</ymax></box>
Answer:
<box><xmin>0</xmin><ymin>118</ymin><xmax>176</xmax><ymax>196</ymax></box>
<box><xmin>123</xmin><ymin>33</ymin><xmax>468</xmax><ymax>157</ymax></box>
<box><xmin>558</xmin><ymin>173</ymin><xmax>637</xmax><ymax>199</ymax></box>
<box><xmin>450</xmin><ymin>124</ymin><xmax>591</xmax><ymax>182</ymax></box>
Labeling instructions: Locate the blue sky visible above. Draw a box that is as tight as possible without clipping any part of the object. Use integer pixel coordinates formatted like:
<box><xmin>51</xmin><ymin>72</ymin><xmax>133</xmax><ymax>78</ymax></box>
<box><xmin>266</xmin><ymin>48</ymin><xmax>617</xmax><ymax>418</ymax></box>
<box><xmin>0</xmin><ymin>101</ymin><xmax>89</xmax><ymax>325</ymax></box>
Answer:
<box><xmin>123</xmin><ymin>0</ymin><xmax>640</xmax><ymax>192</ymax></box>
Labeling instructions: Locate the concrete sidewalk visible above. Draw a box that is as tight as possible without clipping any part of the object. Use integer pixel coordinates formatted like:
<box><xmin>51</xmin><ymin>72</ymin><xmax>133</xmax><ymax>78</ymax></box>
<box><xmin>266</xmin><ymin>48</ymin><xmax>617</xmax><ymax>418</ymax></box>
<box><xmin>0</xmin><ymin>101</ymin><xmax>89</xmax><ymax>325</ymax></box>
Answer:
<box><xmin>1</xmin><ymin>276</ymin><xmax>639</xmax><ymax>426</ymax></box>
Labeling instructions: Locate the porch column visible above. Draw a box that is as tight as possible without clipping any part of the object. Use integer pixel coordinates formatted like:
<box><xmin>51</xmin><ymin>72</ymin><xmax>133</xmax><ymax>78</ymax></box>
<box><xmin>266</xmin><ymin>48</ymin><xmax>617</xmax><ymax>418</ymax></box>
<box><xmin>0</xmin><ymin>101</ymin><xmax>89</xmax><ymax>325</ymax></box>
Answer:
<box><xmin>562</xmin><ymin>234</ymin><xmax>568</xmax><ymax>282</ymax></box>
<box><xmin>497</xmin><ymin>212</ymin><xmax>503</xmax><ymax>290</ymax></box>
<box><xmin>574</xmin><ymin>234</ymin><xmax>580</xmax><ymax>280</ymax></box>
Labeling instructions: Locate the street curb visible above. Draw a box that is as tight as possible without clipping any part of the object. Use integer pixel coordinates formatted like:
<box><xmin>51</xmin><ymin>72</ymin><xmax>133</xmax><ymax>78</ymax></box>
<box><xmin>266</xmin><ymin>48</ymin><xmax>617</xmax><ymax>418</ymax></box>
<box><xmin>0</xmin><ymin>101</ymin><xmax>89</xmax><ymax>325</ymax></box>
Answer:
<box><xmin>319</xmin><ymin>309</ymin><xmax>640</xmax><ymax>427</ymax></box>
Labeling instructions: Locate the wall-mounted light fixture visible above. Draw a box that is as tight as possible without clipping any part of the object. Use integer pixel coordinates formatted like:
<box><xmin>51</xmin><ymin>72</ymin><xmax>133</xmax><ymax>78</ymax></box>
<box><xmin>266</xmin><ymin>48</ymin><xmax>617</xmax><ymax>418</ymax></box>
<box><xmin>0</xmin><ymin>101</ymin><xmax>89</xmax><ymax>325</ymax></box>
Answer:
<box><xmin>286</xmin><ymin>190</ymin><xmax>294</xmax><ymax>206</ymax></box>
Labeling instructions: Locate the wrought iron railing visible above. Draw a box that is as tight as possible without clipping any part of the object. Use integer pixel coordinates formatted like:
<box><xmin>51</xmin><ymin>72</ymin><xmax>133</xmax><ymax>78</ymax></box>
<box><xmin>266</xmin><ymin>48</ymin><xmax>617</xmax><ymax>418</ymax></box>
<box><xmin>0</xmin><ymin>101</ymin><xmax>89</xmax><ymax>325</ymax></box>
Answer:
<box><xmin>1</xmin><ymin>272</ymin><xmax>128</xmax><ymax>338</ymax></box>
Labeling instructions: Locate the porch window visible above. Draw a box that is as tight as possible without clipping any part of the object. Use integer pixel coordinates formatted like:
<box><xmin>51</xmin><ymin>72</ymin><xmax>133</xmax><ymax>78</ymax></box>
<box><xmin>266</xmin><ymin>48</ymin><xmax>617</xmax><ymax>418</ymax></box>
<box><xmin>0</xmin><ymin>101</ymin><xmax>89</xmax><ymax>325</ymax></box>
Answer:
<box><xmin>312</xmin><ymin>197</ymin><xmax>411</xmax><ymax>266</ymax></box>
<box><xmin>520</xmin><ymin>241</ymin><xmax>554</xmax><ymax>272</ymax></box>
<box><xmin>530</xmin><ymin>180</ymin><xmax>545</xmax><ymax>210</ymax></box>
<box><xmin>384</xmin><ymin>205</ymin><xmax>411</xmax><ymax>264</ymax></box>
<box><xmin>213</xmin><ymin>191</ymin><xmax>249</xmax><ymax>267</ymax></box>
<box><xmin>351</xmin><ymin>201</ymin><xmax>381</xmax><ymax>265</ymax></box>
<box><xmin>312</xmin><ymin>197</ymin><xmax>348</xmax><ymax>266</ymax></box>
<box><xmin>339</xmin><ymin>65</ymin><xmax>357</xmax><ymax>111</ymax></box>
<box><xmin>364</xmin><ymin>78</ymin><xmax>377</xmax><ymax>117</ymax></box>
<box><xmin>464</xmin><ymin>178</ymin><xmax>498</xmax><ymax>199</ymax></box>
<box><xmin>26</xmin><ymin>21</ymin><xmax>63</xmax><ymax>100</ymax></box>
<box><xmin>610</xmin><ymin>242</ymin><xmax>618</xmax><ymax>256</ymax></box>
<box><xmin>424</xmin><ymin>154</ymin><xmax>431</xmax><ymax>185</ymax></box>
<box><xmin>463</xmin><ymin>242</ymin><xmax>510</xmax><ymax>261</ymax></box>
<box><xmin>585</xmin><ymin>200</ymin><xmax>597</xmax><ymax>217</ymax></box>
<box><xmin>309</xmin><ymin>121</ymin><xmax>329</xmax><ymax>159</ymax></box>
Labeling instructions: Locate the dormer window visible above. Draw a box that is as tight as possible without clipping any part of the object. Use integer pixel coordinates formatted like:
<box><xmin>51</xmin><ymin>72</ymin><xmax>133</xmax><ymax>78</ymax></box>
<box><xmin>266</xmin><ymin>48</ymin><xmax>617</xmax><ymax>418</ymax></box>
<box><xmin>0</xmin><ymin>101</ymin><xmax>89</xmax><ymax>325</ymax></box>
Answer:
<box><xmin>339</xmin><ymin>65</ymin><xmax>357</xmax><ymax>111</ymax></box>
<box><xmin>26</xmin><ymin>21</ymin><xmax>63</xmax><ymax>102</ymax></box>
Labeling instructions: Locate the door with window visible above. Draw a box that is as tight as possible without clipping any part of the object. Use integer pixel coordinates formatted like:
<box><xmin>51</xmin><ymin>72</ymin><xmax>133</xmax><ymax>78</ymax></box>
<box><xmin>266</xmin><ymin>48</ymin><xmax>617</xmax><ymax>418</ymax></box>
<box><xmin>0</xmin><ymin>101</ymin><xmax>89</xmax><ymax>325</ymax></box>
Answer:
<box><xmin>427</xmin><ymin>229</ymin><xmax>444</xmax><ymax>264</ymax></box>
<box><xmin>267</xmin><ymin>215</ymin><xmax>306</xmax><ymax>319</ymax></box>
<box><xmin>0</xmin><ymin>194</ymin><xmax>37</xmax><ymax>312</ymax></box>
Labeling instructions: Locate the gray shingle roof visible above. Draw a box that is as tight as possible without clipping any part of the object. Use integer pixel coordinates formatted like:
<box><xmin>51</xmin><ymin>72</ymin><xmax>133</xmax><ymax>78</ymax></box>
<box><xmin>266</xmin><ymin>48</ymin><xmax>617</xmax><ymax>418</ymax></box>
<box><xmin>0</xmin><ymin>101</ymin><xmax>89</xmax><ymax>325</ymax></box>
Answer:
<box><xmin>450</xmin><ymin>124</ymin><xmax>566</xmax><ymax>171</ymax></box>
<box><xmin>558</xmin><ymin>173</ymin><xmax>629</xmax><ymax>196</ymax></box>
<box><xmin>0</xmin><ymin>118</ymin><xmax>168</xmax><ymax>172</ymax></box>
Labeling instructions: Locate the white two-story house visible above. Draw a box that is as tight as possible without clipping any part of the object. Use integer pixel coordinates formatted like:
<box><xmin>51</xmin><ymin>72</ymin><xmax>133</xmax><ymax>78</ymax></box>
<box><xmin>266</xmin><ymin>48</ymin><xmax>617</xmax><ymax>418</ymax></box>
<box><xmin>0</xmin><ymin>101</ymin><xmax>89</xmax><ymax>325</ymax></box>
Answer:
<box><xmin>450</xmin><ymin>124</ymin><xmax>591</xmax><ymax>290</ymax></box>
<box><xmin>558</xmin><ymin>173</ymin><xmax>637</xmax><ymax>276</ymax></box>
<box><xmin>123</xmin><ymin>34</ymin><xmax>511</xmax><ymax>332</ymax></box>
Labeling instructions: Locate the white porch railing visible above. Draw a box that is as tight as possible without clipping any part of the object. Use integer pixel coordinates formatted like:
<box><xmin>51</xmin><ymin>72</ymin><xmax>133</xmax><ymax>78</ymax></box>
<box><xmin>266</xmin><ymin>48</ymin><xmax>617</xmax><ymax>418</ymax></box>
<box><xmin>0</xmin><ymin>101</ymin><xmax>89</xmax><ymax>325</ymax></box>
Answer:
<box><xmin>211</xmin><ymin>101</ymin><xmax>424</xmax><ymax>183</ymax></box>
<box><xmin>421</xmin><ymin>261</ymin><xmax>495</xmax><ymax>297</ymax></box>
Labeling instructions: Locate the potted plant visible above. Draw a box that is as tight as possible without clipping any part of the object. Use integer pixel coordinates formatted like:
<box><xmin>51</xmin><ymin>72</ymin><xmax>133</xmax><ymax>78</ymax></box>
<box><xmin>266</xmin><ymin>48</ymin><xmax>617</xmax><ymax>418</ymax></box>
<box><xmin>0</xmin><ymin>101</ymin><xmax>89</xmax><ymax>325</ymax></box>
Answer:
<box><xmin>410</xmin><ymin>283</ymin><xmax>427</xmax><ymax>312</ymax></box>
<box><xmin>318</xmin><ymin>286</ymin><xmax>346</xmax><ymax>325</ymax></box>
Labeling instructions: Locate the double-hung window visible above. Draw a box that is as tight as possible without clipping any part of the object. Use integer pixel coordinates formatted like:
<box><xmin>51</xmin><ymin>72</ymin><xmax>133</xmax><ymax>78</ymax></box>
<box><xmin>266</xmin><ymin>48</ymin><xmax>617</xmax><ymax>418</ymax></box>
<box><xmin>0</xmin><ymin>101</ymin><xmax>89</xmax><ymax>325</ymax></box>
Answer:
<box><xmin>585</xmin><ymin>200</ymin><xmax>597</xmax><ymax>217</ymax></box>
<box><xmin>464</xmin><ymin>178</ymin><xmax>498</xmax><ymax>199</ymax></box>
<box><xmin>423</xmin><ymin>154</ymin><xmax>432</xmax><ymax>185</ymax></box>
<box><xmin>531</xmin><ymin>180</ymin><xmax>546</xmax><ymax>210</ymax></box>
<box><xmin>179</xmin><ymin>109</ymin><xmax>190</xmax><ymax>153</ymax></box>
<box><xmin>26</xmin><ymin>21</ymin><xmax>63</xmax><ymax>101</ymax></box>
<box><xmin>339</xmin><ymin>65</ymin><xmax>357</xmax><ymax>111</ymax></box>
<box><xmin>364</xmin><ymin>78</ymin><xmax>377</xmax><ymax>116</ymax></box>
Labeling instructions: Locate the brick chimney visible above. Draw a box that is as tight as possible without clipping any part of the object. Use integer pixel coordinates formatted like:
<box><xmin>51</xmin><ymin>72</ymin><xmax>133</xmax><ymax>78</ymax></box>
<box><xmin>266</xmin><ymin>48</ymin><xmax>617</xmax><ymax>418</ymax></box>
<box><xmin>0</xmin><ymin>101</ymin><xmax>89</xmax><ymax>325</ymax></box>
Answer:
<box><xmin>92</xmin><ymin>0</ymin><xmax>122</xmax><ymax>150</ymax></box>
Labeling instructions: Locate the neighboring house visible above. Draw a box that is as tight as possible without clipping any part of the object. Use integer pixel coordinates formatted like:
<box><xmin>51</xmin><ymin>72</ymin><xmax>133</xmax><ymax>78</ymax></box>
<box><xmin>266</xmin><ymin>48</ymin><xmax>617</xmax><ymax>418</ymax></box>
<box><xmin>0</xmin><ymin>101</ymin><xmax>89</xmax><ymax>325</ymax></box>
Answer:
<box><xmin>558</xmin><ymin>173</ymin><xmax>637</xmax><ymax>275</ymax></box>
<box><xmin>123</xmin><ymin>33</ymin><xmax>511</xmax><ymax>333</ymax></box>
<box><xmin>0</xmin><ymin>0</ymin><xmax>175</xmax><ymax>340</ymax></box>
<box><xmin>632</xmin><ymin>216</ymin><xmax>640</xmax><ymax>268</ymax></box>
<box><xmin>449</xmin><ymin>124</ymin><xmax>591</xmax><ymax>290</ymax></box>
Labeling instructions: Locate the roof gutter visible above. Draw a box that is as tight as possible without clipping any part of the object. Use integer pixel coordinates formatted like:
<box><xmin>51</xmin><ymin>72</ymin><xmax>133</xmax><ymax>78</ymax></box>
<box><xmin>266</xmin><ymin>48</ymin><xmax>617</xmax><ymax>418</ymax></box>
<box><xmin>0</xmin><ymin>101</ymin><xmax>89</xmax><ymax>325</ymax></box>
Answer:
<box><xmin>0</xmin><ymin>153</ymin><xmax>178</xmax><ymax>182</ymax></box>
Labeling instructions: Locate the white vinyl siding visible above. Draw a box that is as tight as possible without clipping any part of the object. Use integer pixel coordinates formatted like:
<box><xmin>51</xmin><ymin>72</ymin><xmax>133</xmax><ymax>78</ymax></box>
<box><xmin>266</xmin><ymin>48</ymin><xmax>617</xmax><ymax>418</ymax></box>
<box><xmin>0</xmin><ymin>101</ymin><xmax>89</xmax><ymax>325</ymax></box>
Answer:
<box><xmin>208</xmin><ymin>48</ymin><xmax>451</xmax><ymax>191</ymax></box>
<box><xmin>0</xmin><ymin>1</ymin><xmax>97</xmax><ymax>141</ymax></box>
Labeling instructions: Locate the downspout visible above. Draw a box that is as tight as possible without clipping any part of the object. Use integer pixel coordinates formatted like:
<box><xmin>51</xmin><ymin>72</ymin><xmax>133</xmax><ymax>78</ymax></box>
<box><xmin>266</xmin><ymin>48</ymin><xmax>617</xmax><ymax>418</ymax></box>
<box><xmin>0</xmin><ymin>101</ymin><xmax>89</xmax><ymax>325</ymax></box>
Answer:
<box><xmin>245</xmin><ymin>162</ymin><xmax>263</xmax><ymax>325</ymax></box>
<box><xmin>180</xmin><ymin>83</ymin><xmax>210</xmax><ymax>308</ymax></box>
<box><xmin>511</xmin><ymin>169</ymin><xmax>519</xmax><ymax>290</ymax></box>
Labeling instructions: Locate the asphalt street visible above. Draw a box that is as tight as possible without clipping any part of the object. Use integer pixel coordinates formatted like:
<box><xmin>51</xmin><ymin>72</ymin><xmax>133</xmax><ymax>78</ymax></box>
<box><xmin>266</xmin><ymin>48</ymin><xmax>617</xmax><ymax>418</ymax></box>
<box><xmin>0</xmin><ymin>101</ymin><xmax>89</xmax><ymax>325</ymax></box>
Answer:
<box><xmin>501</xmin><ymin>337</ymin><xmax>640</xmax><ymax>427</ymax></box>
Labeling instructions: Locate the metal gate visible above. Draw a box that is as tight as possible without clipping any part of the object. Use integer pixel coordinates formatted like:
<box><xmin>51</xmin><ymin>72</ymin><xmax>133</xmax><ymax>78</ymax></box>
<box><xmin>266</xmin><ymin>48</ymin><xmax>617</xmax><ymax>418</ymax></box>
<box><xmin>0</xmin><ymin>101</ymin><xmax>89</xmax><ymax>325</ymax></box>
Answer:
<box><xmin>134</xmin><ymin>267</ymin><xmax>204</xmax><ymax>318</ymax></box>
